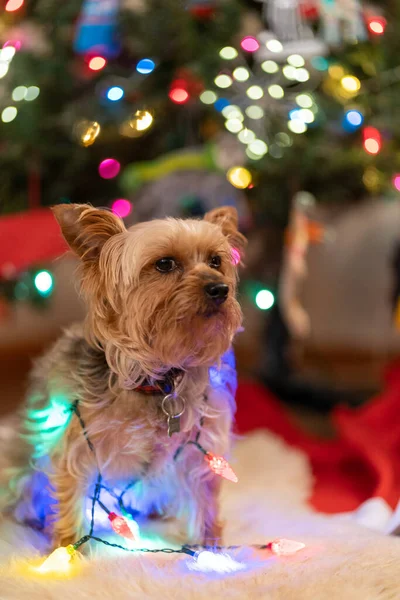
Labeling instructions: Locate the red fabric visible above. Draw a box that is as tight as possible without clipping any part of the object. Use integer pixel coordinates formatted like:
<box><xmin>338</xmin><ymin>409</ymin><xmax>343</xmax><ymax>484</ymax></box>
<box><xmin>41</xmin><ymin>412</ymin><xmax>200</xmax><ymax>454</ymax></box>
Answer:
<box><xmin>0</xmin><ymin>209</ymin><xmax>67</xmax><ymax>275</ymax></box>
<box><xmin>235</xmin><ymin>363</ymin><xmax>400</xmax><ymax>513</ymax></box>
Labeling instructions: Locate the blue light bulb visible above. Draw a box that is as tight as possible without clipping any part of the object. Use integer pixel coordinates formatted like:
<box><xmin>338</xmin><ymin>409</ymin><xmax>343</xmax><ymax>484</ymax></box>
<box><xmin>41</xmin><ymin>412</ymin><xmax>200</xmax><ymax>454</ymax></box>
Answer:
<box><xmin>343</xmin><ymin>109</ymin><xmax>363</xmax><ymax>131</ymax></box>
<box><xmin>107</xmin><ymin>86</ymin><xmax>124</xmax><ymax>101</ymax></box>
<box><xmin>136</xmin><ymin>59</ymin><xmax>155</xmax><ymax>74</ymax></box>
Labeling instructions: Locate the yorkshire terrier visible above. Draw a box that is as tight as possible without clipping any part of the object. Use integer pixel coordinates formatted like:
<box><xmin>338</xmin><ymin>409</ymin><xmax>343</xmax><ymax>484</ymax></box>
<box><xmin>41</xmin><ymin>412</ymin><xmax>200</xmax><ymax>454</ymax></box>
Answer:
<box><xmin>4</xmin><ymin>204</ymin><xmax>246</xmax><ymax>549</ymax></box>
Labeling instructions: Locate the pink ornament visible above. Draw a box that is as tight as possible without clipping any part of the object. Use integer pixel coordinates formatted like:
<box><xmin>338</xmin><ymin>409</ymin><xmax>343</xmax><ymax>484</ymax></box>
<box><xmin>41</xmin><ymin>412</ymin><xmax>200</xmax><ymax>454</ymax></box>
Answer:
<box><xmin>231</xmin><ymin>248</ymin><xmax>241</xmax><ymax>266</ymax></box>
<box><xmin>393</xmin><ymin>175</ymin><xmax>400</xmax><ymax>192</ymax></box>
<box><xmin>269</xmin><ymin>538</ymin><xmax>305</xmax><ymax>555</ymax></box>
<box><xmin>99</xmin><ymin>158</ymin><xmax>120</xmax><ymax>179</ymax></box>
<box><xmin>204</xmin><ymin>452</ymin><xmax>238</xmax><ymax>483</ymax></box>
<box><xmin>111</xmin><ymin>199</ymin><xmax>132</xmax><ymax>218</ymax></box>
<box><xmin>240</xmin><ymin>36</ymin><xmax>259</xmax><ymax>53</ymax></box>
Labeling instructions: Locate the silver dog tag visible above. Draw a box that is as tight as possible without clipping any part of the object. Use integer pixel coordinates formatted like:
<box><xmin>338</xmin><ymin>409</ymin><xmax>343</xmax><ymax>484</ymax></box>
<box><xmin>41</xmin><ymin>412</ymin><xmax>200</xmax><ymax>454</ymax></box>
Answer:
<box><xmin>167</xmin><ymin>416</ymin><xmax>181</xmax><ymax>437</ymax></box>
<box><xmin>162</xmin><ymin>394</ymin><xmax>186</xmax><ymax>437</ymax></box>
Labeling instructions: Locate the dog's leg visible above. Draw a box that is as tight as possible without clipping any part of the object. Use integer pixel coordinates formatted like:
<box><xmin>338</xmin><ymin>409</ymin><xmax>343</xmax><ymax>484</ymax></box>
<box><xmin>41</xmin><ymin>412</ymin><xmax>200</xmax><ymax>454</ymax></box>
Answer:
<box><xmin>203</xmin><ymin>476</ymin><xmax>223</xmax><ymax>545</ymax></box>
<box><xmin>50</xmin><ymin>460</ymin><xmax>87</xmax><ymax>548</ymax></box>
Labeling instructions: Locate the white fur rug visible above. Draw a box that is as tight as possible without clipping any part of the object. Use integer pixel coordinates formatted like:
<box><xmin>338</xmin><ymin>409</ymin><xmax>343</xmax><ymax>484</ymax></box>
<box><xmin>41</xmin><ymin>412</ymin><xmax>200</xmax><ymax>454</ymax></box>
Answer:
<box><xmin>1</xmin><ymin>430</ymin><xmax>400</xmax><ymax>600</ymax></box>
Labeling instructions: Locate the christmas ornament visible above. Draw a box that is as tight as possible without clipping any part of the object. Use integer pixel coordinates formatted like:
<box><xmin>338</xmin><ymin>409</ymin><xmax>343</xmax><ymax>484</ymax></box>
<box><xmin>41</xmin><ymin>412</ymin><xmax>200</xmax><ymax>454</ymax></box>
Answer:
<box><xmin>74</xmin><ymin>0</ymin><xmax>120</xmax><ymax>59</ymax></box>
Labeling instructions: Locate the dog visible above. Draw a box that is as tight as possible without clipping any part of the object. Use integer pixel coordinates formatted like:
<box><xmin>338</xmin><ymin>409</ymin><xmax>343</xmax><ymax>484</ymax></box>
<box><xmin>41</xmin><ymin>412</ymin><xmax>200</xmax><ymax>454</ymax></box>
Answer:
<box><xmin>5</xmin><ymin>204</ymin><xmax>246</xmax><ymax>549</ymax></box>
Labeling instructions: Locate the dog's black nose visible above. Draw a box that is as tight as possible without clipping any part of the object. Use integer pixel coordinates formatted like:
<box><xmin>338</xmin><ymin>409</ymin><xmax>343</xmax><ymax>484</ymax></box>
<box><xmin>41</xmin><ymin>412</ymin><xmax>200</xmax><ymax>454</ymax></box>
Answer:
<box><xmin>204</xmin><ymin>283</ymin><xmax>229</xmax><ymax>305</ymax></box>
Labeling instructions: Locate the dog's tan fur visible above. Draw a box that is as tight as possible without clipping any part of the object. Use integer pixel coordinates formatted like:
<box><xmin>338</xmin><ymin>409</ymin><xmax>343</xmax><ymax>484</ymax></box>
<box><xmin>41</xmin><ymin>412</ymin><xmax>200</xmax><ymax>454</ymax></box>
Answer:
<box><xmin>6</xmin><ymin>204</ymin><xmax>246</xmax><ymax>548</ymax></box>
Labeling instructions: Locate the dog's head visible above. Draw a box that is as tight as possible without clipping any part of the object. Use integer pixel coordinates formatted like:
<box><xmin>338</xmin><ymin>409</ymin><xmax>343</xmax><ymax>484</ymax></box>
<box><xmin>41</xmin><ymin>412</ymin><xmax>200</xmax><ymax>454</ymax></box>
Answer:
<box><xmin>53</xmin><ymin>204</ymin><xmax>246</xmax><ymax>376</ymax></box>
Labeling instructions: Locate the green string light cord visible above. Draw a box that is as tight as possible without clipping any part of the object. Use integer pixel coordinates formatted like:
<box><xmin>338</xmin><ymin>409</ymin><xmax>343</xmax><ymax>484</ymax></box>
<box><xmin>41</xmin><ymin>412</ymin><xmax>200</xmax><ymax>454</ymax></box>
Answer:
<box><xmin>70</xmin><ymin>400</ymin><xmax>267</xmax><ymax>558</ymax></box>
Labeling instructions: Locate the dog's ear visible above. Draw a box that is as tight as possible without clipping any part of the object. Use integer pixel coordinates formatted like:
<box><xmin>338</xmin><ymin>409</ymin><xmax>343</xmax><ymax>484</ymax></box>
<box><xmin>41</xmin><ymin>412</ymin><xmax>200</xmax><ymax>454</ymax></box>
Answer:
<box><xmin>204</xmin><ymin>206</ymin><xmax>247</xmax><ymax>258</ymax></box>
<box><xmin>52</xmin><ymin>204</ymin><xmax>126</xmax><ymax>262</ymax></box>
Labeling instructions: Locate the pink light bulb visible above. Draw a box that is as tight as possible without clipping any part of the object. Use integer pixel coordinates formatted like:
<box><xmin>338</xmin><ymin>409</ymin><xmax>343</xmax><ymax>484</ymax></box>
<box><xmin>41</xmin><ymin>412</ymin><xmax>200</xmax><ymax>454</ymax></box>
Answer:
<box><xmin>112</xmin><ymin>199</ymin><xmax>132</xmax><ymax>218</ymax></box>
<box><xmin>393</xmin><ymin>175</ymin><xmax>400</xmax><ymax>192</ymax></box>
<box><xmin>240</xmin><ymin>36</ymin><xmax>260</xmax><ymax>53</ymax></box>
<box><xmin>99</xmin><ymin>158</ymin><xmax>120</xmax><ymax>179</ymax></box>
<box><xmin>269</xmin><ymin>538</ymin><xmax>305</xmax><ymax>555</ymax></box>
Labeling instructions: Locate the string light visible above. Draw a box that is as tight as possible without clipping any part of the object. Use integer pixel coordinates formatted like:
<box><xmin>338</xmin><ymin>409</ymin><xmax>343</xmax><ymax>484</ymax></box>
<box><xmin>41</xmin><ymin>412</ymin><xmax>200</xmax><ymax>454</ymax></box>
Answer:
<box><xmin>343</xmin><ymin>109</ymin><xmax>363</xmax><ymax>131</ymax></box>
<box><xmin>108</xmin><ymin>512</ymin><xmax>139</xmax><ymax>541</ymax></box>
<box><xmin>233</xmin><ymin>67</ymin><xmax>250</xmax><ymax>82</ymax></box>
<box><xmin>328</xmin><ymin>64</ymin><xmax>344</xmax><ymax>80</ymax></box>
<box><xmin>169</xmin><ymin>88</ymin><xmax>189</xmax><ymax>104</ymax></box>
<box><xmin>88</xmin><ymin>56</ymin><xmax>106</xmax><ymax>71</ymax></box>
<box><xmin>98</xmin><ymin>158</ymin><xmax>121</xmax><ymax>179</ymax></box>
<box><xmin>214</xmin><ymin>98</ymin><xmax>230</xmax><ymax>112</ymax></box>
<box><xmin>255</xmin><ymin>289</ymin><xmax>274</xmax><ymax>310</ymax></box>
<box><xmin>283</xmin><ymin>65</ymin><xmax>297</xmax><ymax>80</ymax></box>
<box><xmin>200</xmin><ymin>90</ymin><xmax>217</xmax><ymax>104</ymax></box>
<box><xmin>287</xmin><ymin>54</ymin><xmax>305</xmax><ymax>67</ymax></box>
<box><xmin>248</xmin><ymin>139</ymin><xmax>268</xmax><ymax>157</ymax></box>
<box><xmin>136</xmin><ymin>58</ymin><xmax>155</xmax><ymax>74</ymax></box>
<box><xmin>75</xmin><ymin>120</ymin><xmax>101</xmax><ymax>147</ymax></box>
<box><xmin>34</xmin><ymin>270</ymin><xmax>53</xmax><ymax>297</ymax></box>
<box><xmin>222</xmin><ymin>105</ymin><xmax>243</xmax><ymax>120</ymax></box>
<box><xmin>268</xmin><ymin>539</ymin><xmax>305</xmax><ymax>555</ymax></box>
<box><xmin>129</xmin><ymin>109</ymin><xmax>153</xmax><ymax>133</ymax></box>
<box><xmin>225</xmin><ymin>118</ymin><xmax>243</xmax><ymax>133</ymax></box>
<box><xmin>0</xmin><ymin>64</ymin><xmax>9</xmax><ymax>79</ymax></box>
<box><xmin>246</xmin><ymin>85</ymin><xmax>264</xmax><ymax>100</ymax></box>
<box><xmin>1</xmin><ymin>106</ymin><xmax>17</xmax><ymax>123</ymax></box>
<box><xmin>245</xmin><ymin>106</ymin><xmax>264</xmax><ymax>119</ymax></box>
<box><xmin>297</xmin><ymin>109</ymin><xmax>314</xmax><ymax>123</ymax></box>
<box><xmin>204</xmin><ymin>452</ymin><xmax>238</xmax><ymax>482</ymax></box>
<box><xmin>268</xmin><ymin>85</ymin><xmax>284</xmax><ymax>99</ymax></box>
<box><xmin>0</xmin><ymin>46</ymin><xmax>16</xmax><ymax>61</ymax></box>
<box><xmin>241</xmin><ymin>36</ymin><xmax>260</xmax><ymax>52</ymax></box>
<box><xmin>227</xmin><ymin>166</ymin><xmax>252</xmax><ymax>189</ymax></box>
<box><xmin>294</xmin><ymin>68</ymin><xmax>310</xmax><ymax>82</ymax></box>
<box><xmin>214</xmin><ymin>74</ymin><xmax>232</xmax><ymax>89</ymax></box>
<box><xmin>25</xmin><ymin>86</ymin><xmax>40</xmax><ymax>101</ymax></box>
<box><xmin>107</xmin><ymin>86</ymin><xmax>124</xmax><ymax>101</ymax></box>
<box><xmin>189</xmin><ymin>550</ymin><xmax>245</xmax><ymax>573</ymax></box>
<box><xmin>29</xmin><ymin>400</ymin><xmax>306</xmax><ymax>577</ymax></box>
<box><xmin>219</xmin><ymin>46</ymin><xmax>238</xmax><ymax>60</ymax></box>
<box><xmin>295</xmin><ymin>93</ymin><xmax>313</xmax><ymax>108</ymax></box>
<box><xmin>266</xmin><ymin>39</ymin><xmax>283</xmax><ymax>53</ymax></box>
<box><xmin>363</xmin><ymin>127</ymin><xmax>381</xmax><ymax>154</ymax></box>
<box><xmin>33</xmin><ymin>545</ymin><xmax>76</xmax><ymax>574</ymax></box>
<box><xmin>238</xmin><ymin>129</ymin><xmax>256</xmax><ymax>144</ymax></box>
<box><xmin>288</xmin><ymin>119</ymin><xmax>307</xmax><ymax>134</ymax></box>
<box><xmin>261</xmin><ymin>60</ymin><xmax>279</xmax><ymax>74</ymax></box>
<box><xmin>367</xmin><ymin>16</ymin><xmax>386</xmax><ymax>35</ymax></box>
<box><xmin>275</xmin><ymin>132</ymin><xmax>292</xmax><ymax>147</ymax></box>
<box><xmin>12</xmin><ymin>86</ymin><xmax>27</xmax><ymax>101</ymax></box>
<box><xmin>5</xmin><ymin>0</ymin><xmax>24</xmax><ymax>11</ymax></box>
<box><xmin>393</xmin><ymin>175</ymin><xmax>400</xmax><ymax>192</ymax></box>
<box><xmin>111</xmin><ymin>199</ymin><xmax>132</xmax><ymax>218</ymax></box>
<box><xmin>311</xmin><ymin>56</ymin><xmax>329</xmax><ymax>71</ymax></box>
<box><xmin>340</xmin><ymin>75</ymin><xmax>361</xmax><ymax>93</ymax></box>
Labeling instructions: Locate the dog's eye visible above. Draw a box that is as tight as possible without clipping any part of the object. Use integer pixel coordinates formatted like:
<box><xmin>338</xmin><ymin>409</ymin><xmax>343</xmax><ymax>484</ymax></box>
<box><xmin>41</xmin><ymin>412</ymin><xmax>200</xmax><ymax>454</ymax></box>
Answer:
<box><xmin>209</xmin><ymin>255</ymin><xmax>222</xmax><ymax>269</ymax></box>
<box><xmin>155</xmin><ymin>257</ymin><xmax>177</xmax><ymax>273</ymax></box>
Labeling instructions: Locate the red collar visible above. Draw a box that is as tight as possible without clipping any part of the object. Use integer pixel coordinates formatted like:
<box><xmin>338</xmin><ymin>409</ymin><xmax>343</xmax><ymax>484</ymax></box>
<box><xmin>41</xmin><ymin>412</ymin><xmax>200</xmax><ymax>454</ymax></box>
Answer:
<box><xmin>133</xmin><ymin>369</ymin><xmax>183</xmax><ymax>395</ymax></box>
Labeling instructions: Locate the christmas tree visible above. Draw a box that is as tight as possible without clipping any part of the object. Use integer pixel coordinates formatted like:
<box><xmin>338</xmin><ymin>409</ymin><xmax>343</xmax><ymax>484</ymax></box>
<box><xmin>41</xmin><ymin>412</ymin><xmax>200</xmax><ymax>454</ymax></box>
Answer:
<box><xmin>0</xmin><ymin>0</ymin><xmax>398</xmax><ymax>317</ymax></box>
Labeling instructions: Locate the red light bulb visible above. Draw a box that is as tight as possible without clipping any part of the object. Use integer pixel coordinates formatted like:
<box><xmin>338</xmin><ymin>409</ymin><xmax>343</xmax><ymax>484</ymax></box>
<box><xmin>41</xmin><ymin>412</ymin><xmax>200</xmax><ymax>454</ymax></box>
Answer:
<box><xmin>88</xmin><ymin>56</ymin><xmax>107</xmax><ymax>71</ymax></box>
<box><xmin>108</xmin><ymin>512</ymin><xmax>139</xmax><ymax>541</ymax></box>
<box><xmin>169</xmin><ymin>88</ymin><xmax>189</xmax><ymax>104</ymax></box>
<box><xmin>363</xmin><ymin>126</ymin><xmax>381</xmax><ymax>155</ymax></box>
<box><xmin>204</xmin><ymin>452</ymin><xmax>238</xmax><ymax>482</ymax></box>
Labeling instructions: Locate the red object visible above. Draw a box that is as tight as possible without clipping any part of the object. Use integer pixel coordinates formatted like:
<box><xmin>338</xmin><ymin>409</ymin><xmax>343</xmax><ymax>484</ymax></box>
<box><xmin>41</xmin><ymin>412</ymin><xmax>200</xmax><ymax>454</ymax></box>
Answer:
<box><xmin>299</xmin><ymin>2</ymin><xmax>319</xmax><ymax>20</ymax></box>
<box><xmin>88</xmin><ymin>56</ymin><xmax>107</xmax><ymax>71</ymax></box>
<box><xmin>235</xmin><ymin>366</ymin><xmax>400</xmax><ymax>513</ymax></box>
<box><xmin>367</xmin><ymin>16</ymin><xmax>386</xmax><ymax>36</ymax></box>
<box><xmin>5</xmin><ymin>0</ymin><xmax>24</xmax><ymax>11</ymax></box>
<box><xmin>204</xmin><ymin>452</ymin><xmax>238</xmax><ymax>483</ymax></box>
<box><xmin>363</xmin><ymin>126</ymin><xmax>381</xmax><ymax>155</ymax></box>
<box><xmin>169</xmin><ymin>88</ymin><xmax>189</xmax><ymax>104</ymax></box>
<box><xmin>108</xmin><ymin>512</ymin><xmax>138</xmax><ymax>541</ymax></box>
<box><xmin>0</xmin><ymin>209</ymin><xmax>68</xmax><ymax>277</ymax></box>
